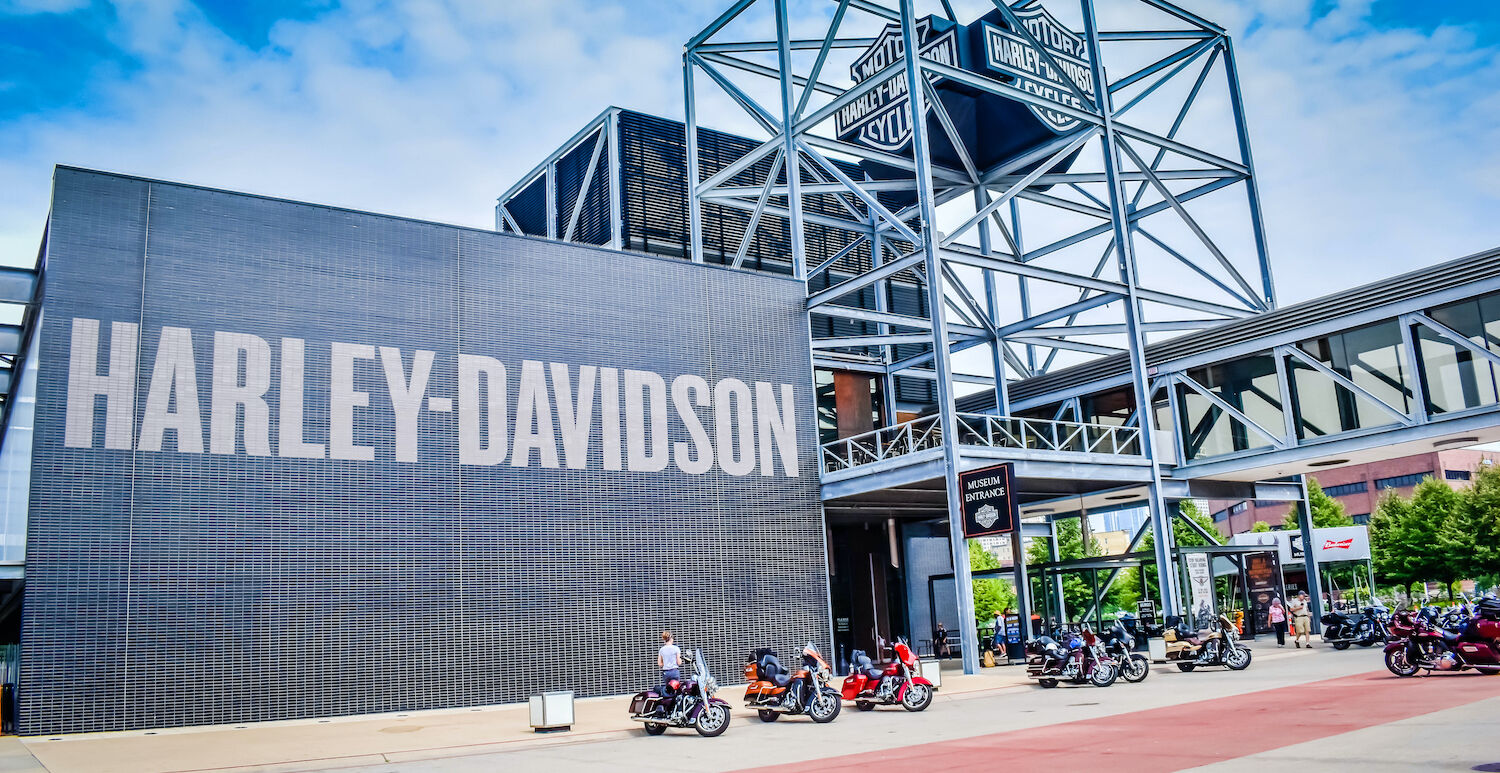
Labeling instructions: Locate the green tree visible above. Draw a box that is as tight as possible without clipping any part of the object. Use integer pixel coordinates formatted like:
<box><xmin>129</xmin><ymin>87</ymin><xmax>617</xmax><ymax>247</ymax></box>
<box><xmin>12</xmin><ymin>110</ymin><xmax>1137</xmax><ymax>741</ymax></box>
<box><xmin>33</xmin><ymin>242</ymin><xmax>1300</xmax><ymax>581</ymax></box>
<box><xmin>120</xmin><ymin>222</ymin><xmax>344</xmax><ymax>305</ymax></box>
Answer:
<box><xmin>1445</xmin><ymin>465</ymin><xmax>1500</xmax><ymax>586</ymax></box>
<box><xmin>968</xmin><ymin>539</ymin><xmax>1016</xmax><ymax>628</ymax></box>
<box><xmin>1371</xmin><ymin>477</ymin><xmax>1463</xmax><ymax>600</ymax></box>
<box><xmin>1025</xmin><ymin>517</ymin><xmax>1102</xmax><ymax>622</ymax></box>
<box><xmin>1282</xmin><ymin>479</ymin><xmax>1354</xmax><ymax>530</ymax></box>
<box><xmin>1249</xmin><ymin>521</ymin><xmax>1273</xmax><ymax>533</ymax></box>
<box><xmin>1112</xmin><ymin>501</ymin><xmax>1220</xmax><ymax>616</ymax></box>
<box><xmin>1371</xmin><ymin>491</ymin><xmax>1417</xmax><ymax>590</ymax></box>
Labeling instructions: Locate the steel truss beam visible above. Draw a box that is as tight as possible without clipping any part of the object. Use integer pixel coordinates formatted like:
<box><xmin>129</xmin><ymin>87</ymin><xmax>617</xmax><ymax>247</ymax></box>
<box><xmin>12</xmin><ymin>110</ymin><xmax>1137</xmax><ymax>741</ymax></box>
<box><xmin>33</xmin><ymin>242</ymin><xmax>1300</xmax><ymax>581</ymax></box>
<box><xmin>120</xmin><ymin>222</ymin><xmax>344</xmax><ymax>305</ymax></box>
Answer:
<box><xmin>683</xmin><ymin>0</ymin><xmax>1279</xmax><ymax>675</ymax></box>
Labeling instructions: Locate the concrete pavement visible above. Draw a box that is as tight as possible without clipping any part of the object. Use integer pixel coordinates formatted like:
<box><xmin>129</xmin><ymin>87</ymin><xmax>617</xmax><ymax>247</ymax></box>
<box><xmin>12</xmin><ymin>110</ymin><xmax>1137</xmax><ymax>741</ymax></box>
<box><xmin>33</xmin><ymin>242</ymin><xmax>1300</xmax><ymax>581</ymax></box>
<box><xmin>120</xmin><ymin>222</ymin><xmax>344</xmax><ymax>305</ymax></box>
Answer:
<box><xmin>330</xmin><ymin>644</ymin><xmax>1387</xmax><ymax>772</ymax></box>
<box><xmin>12</xmin><ymin>657</ymin><xmax>1031</xmax><ymax>773</ymax></box>
<box><xmin>13</xmin><ymin>643</ymin><xmax>1489</xmax><ymax>773</ymax></box>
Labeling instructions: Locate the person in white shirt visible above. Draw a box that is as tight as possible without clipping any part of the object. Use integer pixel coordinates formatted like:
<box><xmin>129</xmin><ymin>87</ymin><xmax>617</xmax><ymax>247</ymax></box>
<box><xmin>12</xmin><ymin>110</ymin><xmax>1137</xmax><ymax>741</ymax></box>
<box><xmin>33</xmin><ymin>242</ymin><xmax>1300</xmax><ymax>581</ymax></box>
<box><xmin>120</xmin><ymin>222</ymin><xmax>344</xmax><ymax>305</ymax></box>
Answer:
<box><xmin>658</xmin><ymin>631</ymin><xmax>682</xmax><ymax>692</ymax></box>
<box><xmin>1289</xmin><ymin>592</ymin><xmax>1313</xmax><ymax>648</ymax></box>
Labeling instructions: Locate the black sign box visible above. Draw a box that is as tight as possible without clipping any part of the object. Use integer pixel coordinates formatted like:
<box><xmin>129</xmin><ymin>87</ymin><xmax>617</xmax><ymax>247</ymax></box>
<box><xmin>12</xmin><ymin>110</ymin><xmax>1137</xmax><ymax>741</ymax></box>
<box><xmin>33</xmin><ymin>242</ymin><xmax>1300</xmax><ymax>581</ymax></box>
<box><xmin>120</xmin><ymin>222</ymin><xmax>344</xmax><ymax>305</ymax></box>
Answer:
<box><xmin>958</xmin><ymin>462</ymin><xmax>1018</xmax><ymax>538</ymax></box>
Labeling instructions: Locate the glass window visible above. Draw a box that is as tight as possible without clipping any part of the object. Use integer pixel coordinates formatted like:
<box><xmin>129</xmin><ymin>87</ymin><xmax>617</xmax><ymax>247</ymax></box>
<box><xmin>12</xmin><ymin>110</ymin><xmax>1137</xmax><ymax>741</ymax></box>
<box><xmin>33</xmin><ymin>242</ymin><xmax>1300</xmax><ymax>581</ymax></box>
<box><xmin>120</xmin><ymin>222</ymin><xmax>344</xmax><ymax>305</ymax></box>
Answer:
<box><xmin>1082</xmin><ymin>386</ymin><xmax>1134</xmax><ymax>427</ymax></box>
<box><xmin>1351</xmin><ymin>513</ymin><xmax>1371</xmax><ymax>525</ymax></box>
<box><xmin>1291</xmin><ymin>320</ymin><xmax>1411</xmax><ymax>439</ymax></box>
<box><xmin>1374</xmin><ymin>472</ymin><xmax>1431</xmax><ymax>490</ymax></box>
<box><xmin>1420</xmin><ymin>296</ymin><xmax>1500</xmax><ymax>415</ymax></box>
<box><xmin>1444</xmin><ymin>469</ymin><xmax>1471</xmax><ymax>481</ymax></box>
<box><xmin>1321</xmin><ymin>481</ymin><xmax>1368</xmax><ymax>497</ymax></box>
<box><xmin>815</xmin><ymin>369</ymin><xmax>838</xmax><ymax>445</ymax></box>
<box><xmin>1178</xmin><ymin>355</ymin><xmax>1281</xmax><ymax>460</ymax></box>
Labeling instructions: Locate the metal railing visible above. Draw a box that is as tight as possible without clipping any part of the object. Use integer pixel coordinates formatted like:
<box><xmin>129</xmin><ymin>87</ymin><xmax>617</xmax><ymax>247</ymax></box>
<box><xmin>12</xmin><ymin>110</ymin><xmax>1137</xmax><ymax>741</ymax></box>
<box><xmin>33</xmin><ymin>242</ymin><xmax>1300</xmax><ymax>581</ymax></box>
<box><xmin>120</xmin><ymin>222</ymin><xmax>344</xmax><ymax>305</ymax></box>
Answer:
<box><xmin>820</xmin><ymin>413</ymin><xmax>1144</xmax><ymax>474</ymax></box>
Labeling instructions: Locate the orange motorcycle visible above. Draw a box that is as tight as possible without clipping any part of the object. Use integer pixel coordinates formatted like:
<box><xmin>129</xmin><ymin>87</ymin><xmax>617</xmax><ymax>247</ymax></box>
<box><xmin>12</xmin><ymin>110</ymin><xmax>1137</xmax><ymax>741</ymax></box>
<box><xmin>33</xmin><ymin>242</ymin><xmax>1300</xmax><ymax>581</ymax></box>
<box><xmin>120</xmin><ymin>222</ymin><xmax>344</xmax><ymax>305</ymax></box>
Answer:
<box><xmin>743</xmin><ymin>643</ymin><xmax>841</xmax><ymax>723</ymax></box>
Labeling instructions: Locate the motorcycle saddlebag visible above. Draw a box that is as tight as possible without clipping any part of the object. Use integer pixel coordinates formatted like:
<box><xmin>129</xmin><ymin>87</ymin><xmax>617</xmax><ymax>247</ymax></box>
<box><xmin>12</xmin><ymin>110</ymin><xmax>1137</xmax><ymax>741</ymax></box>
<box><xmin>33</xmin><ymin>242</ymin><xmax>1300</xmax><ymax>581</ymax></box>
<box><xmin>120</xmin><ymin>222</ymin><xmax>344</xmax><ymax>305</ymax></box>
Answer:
<box><xmin>1478</xmin><ymin>598</ymin><xmax>1500</xmax><ymax>620</ymax></box>
<box><xmin>1476</xmin><ymin>618</ymin><xmax>1500</xmax><ymax>639</ymax></box>
<box><xmin>629</xmin><ymin>691</ymin><xmax>660</xmax><ymax>715</ymax></box>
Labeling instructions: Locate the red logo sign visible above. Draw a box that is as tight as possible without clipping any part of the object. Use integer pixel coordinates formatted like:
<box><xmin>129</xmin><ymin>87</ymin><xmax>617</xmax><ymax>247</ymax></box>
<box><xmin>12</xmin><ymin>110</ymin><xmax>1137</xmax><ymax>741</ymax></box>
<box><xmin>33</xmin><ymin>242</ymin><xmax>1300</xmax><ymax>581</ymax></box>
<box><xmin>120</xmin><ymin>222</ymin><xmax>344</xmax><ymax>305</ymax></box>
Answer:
<box><xmin>1322</xmin><ymin>538</ymin><xmax>1354</xmax><ymax>550</ymax></box>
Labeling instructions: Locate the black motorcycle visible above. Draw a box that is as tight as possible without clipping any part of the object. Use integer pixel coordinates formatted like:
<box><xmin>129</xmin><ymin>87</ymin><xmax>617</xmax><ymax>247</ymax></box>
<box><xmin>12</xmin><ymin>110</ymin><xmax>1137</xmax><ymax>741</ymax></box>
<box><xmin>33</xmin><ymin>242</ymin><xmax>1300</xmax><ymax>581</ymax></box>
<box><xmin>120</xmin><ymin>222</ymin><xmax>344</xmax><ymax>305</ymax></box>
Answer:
<box><xmin>1103</xmin><ymin>621</ymin><xmax>1149</xmax><ymax>683</ymax></box>
<box><xmin>1322</xmin><ymin>605</ymin><xmax>1389</xmax><ymax>649</ymax></box>
<box><xmin>1025</xmin><ymin>627</ymin><xmax>1118</xmax><ymax>688</ymax></box>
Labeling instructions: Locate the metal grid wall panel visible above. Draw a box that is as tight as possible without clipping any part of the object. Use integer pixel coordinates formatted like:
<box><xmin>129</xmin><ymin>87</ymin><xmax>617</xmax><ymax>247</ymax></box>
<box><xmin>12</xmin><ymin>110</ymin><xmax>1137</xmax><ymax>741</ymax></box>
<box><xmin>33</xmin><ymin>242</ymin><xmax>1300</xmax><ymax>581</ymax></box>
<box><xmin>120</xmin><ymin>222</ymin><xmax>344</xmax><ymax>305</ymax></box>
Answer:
<box><xmin>21</xmin><ymin>168</ymin><xmax>828</xmax><ymax>734</ymax></box>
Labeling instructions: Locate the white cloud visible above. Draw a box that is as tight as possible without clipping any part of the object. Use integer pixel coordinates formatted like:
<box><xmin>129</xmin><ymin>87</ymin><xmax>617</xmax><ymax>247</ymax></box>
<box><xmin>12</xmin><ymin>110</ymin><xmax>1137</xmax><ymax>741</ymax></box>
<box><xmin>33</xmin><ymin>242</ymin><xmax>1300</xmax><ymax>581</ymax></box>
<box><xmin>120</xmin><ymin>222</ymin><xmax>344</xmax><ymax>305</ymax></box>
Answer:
<box><xmin>1</xmin><ymin>0</ymin><xmax>1496</xmax><ymax>313</ymax></box>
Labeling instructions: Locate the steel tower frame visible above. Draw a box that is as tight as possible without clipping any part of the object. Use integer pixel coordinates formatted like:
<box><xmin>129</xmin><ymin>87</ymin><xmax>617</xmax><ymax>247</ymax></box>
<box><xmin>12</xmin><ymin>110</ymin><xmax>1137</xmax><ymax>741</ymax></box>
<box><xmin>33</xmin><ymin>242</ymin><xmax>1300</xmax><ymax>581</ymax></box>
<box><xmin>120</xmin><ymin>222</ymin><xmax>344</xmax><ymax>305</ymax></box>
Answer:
<box><xmin>683</xmin><ymin>0</ymin><xmax>1275</xmax><ymax>673</ymax></box>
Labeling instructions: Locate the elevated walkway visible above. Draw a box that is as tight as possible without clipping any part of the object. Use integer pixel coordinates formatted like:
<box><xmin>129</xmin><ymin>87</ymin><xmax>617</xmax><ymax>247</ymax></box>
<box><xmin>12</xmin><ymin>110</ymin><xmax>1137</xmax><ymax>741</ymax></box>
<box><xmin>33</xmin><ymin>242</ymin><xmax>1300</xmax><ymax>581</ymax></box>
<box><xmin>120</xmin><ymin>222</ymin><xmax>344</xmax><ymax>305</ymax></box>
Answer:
<box><xmin>820</xmin><ymin>414</ymin><xmax>1155</xmax><ymax>518</ymax></box>
<box><xmin>826</xmin><ymin>246</ymin><xmax>1500</xmax><ymax>511</ymax></box>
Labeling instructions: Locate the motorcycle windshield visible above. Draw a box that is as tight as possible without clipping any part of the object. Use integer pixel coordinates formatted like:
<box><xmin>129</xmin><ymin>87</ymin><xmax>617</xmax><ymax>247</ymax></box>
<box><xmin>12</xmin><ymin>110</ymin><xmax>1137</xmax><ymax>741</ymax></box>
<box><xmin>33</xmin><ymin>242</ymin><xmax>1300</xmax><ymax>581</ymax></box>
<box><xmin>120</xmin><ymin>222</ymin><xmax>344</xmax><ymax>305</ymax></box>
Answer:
<box><xmin>692</xmin><ymin>649</ymin><xmax>714</xmax><ymax>695</ymax></box>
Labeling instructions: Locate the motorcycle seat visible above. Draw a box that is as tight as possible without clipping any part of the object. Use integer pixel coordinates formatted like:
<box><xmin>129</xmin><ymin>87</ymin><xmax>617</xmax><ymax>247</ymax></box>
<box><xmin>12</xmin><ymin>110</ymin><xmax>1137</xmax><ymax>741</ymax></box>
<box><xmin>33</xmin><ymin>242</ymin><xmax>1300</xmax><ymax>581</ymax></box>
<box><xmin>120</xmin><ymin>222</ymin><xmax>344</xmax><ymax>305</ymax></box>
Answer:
<box><xmin>851</xmin><ymin>652</ymin><xmax>884</xmax><ymax>681</ymax></box>
<box><xmin>759</xmin><ymin>655</ymin><xmax>793</xmax><ymax>687</ymax></box>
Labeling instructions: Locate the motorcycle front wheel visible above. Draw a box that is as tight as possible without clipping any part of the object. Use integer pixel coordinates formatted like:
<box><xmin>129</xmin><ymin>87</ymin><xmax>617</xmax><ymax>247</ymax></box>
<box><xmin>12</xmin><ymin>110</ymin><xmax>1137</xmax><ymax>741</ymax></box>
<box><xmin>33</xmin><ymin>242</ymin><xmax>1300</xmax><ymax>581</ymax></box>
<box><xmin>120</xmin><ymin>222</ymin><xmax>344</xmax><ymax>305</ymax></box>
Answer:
<box><xmin>694</xmin><ymin>704</ymin><xmax>731</xmax><ymax>737</ymax></box>
<box><xmin>1122</xmin><ymin>655</ymin><xmax>1149</xmax><ymax>683</ymax></box>
<box><xmin>643</xmin><ymin>722</ymin><xmax>667</xmax><ymax>736</ymax></box>
<box><xmin>1225</xmin><ymin>646</ymin><xmax>1252</xmax><ymax>670</ymax></box>
<box><xmin>757</xmin><ymin>709</ymin><xmax>779</xmax><ymax>722</ymax></box>
<box><xmin>810</xmin><ymin>690</ymin><xmax>842</xmax><ymax>723</ymax></box>
<box><xmin>1385</xmin><ymin>648</ymin><xmax>1419</xmax><ymax>677</ymax></box>
<box><xmin>900</xmin><ymin>683</ymin><xmax>933</xmax><ymax>712</ymax></box>
<box><xmin>1088</xmin><ymin>663</ymin><xmax>1118</xmax><ymax>687</ymax></box>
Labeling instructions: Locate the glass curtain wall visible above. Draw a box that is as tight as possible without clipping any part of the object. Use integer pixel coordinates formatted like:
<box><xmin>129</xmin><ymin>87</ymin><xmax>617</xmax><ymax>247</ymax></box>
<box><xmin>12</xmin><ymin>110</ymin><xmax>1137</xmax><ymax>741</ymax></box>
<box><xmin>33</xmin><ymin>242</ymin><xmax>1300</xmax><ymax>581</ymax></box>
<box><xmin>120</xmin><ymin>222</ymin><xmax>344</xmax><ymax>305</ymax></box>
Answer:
<box><xmin>1420</xmin><ymin>293</ymin><xmax>1500</xmax><ymax>414</ymax></box>
<box><xmin>1290</xmin><ymin>320</ymin><xmax>1411</xmax><ymax>439</ymax></box>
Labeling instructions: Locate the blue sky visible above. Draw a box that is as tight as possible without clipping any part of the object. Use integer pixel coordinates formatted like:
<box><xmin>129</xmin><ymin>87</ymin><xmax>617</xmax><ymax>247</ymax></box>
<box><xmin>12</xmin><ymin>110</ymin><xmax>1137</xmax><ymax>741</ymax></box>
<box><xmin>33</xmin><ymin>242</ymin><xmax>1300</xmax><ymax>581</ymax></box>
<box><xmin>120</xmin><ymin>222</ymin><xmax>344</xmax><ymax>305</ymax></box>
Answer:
<box><xmin>1</xmin><ymin>0</ymin><xmax>1498</xmax><ymax>305</ymax></box>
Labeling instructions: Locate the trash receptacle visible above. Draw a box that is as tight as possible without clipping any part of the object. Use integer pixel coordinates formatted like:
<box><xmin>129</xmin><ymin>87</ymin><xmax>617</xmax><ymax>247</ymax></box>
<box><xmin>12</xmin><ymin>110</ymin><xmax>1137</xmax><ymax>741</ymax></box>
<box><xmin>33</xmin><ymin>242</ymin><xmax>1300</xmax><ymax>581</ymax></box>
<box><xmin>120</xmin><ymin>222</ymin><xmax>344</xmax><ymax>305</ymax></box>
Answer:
<box><xmin>1147</xmin><ymin>637</ymin><xmax>1167</xmax><ymax>663</ymax></box>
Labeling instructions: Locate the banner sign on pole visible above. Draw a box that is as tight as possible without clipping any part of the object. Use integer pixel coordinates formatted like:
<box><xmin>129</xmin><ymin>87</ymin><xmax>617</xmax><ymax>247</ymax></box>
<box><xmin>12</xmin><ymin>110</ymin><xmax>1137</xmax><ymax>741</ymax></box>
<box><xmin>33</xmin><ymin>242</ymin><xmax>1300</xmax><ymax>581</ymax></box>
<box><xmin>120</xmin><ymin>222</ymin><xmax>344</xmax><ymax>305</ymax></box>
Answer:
<box><xmin>958</xmin><ymin>463</ymin><xmax>1018</xmax><ymax>538</ymax></box>
<box><xmin>1184</xmin><ymin>552</ymin><xmax>1213</xmax><ymax>626</ymax></box>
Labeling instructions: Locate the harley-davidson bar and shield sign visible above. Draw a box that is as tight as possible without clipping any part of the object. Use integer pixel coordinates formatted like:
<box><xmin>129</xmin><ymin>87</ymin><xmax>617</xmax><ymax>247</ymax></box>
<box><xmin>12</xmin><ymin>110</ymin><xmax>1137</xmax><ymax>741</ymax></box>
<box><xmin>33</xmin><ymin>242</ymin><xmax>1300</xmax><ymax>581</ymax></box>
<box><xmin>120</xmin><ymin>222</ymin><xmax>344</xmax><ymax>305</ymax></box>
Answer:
<box><xmin>833</xmin><ymin>6</ymin><xmax>1095</xmax><ymax>193</ymax></box>
<box><xmin>959</xmin><ymin>462</ymin><xmax>1018</xmax><ymax>538</ymax></box>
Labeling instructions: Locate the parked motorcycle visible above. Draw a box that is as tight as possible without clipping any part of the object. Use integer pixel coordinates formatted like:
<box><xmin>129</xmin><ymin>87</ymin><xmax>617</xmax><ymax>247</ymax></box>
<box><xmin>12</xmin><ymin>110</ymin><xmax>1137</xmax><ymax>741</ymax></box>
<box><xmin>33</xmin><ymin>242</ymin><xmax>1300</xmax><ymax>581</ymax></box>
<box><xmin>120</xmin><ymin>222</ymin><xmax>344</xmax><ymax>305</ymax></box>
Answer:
<box><xmin>744</xmin><ymin>643</ymin><xmax>842</xmax><ymax>723</ymax></box>
<box><xmin>1163</xmin><ymin>614</ymin><xmax>1252</xmax><ymax>671</ymax></box>
<box><xmin>628</xmin><ymin>648</ymin><xmax>733</xmax><ymax>737</ymax></box>
<box><xmin>1322</xmin><ymin>605</ymin><xmax>1390</xmax><ymax>649</ymax></box>
<box><xmin>840</xmin><ymin>639</ymin><xmax>935</xmax><ymax>712</ymax></box>
<box><xmin>1025</xmin><ymin>626</ymin><xmax>1118</xmax><ymax>688</ymax></box>
<box><xmin>1385</xmin><ymin>600</ymin><xmax>1500</xmax><ymax>677</ymax></box>
<box><xmin>1103</xmin><ymin>621</ymin><xmax>1149</xmax><ymax>683</ymax></box>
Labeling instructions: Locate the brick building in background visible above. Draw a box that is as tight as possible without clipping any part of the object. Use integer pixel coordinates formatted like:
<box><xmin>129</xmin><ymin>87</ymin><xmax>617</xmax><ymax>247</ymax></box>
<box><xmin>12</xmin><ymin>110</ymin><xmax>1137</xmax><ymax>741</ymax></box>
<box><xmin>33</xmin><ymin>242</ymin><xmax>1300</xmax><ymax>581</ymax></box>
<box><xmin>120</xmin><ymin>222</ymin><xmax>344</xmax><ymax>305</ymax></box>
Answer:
<box><xmin>1208</xmin><ymin>448</ymin><xmax>1500</xmax><ymax>537</ymax></box>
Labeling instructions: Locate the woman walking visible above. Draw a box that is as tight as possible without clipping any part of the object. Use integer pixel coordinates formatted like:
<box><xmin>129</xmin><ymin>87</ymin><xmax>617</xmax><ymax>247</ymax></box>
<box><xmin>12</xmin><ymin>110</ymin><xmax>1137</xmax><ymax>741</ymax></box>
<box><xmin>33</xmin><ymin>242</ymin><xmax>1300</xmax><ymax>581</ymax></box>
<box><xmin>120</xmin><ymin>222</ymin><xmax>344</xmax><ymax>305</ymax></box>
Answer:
<box><xmin>1269</xmin><ymin>597</ymin><xmax>1288</xmax><ymax>646</ymax></box>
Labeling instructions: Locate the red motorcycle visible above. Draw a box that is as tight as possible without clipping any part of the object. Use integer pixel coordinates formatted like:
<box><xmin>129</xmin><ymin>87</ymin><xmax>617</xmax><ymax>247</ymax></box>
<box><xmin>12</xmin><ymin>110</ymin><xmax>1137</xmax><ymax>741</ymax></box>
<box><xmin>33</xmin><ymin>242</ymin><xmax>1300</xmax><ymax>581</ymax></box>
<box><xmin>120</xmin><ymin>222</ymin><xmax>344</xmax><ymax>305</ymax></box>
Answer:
<box><xmin>840</xmin><ymin>639</ymin><xmax>934</xmax><ymax>712</ymax></box>
<box><xmin>1385</xmin><ymin>600</ymin><xmax>1500</xmax><ymax>677</ymax></box>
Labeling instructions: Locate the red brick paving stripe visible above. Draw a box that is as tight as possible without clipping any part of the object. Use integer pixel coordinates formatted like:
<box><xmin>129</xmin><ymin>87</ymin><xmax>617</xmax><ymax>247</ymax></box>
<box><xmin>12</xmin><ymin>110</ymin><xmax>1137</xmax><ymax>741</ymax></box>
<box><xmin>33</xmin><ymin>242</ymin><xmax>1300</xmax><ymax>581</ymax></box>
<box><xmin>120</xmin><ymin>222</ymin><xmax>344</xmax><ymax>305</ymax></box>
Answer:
<box><xmin>736</xmin><ymin>670</ymin><xmax>1500</xmax><ymax>772</ymax></box>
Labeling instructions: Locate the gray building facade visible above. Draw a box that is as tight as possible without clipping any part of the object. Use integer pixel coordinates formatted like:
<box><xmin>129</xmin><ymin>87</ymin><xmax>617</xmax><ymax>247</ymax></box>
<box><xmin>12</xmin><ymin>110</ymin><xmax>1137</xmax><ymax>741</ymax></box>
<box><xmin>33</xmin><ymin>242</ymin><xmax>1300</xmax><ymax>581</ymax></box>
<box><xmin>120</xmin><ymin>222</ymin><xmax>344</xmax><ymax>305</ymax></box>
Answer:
<box><xmin>19</xmin><ymin>168</ymin><xmax>827</xmax><ymax>734</ymax></box>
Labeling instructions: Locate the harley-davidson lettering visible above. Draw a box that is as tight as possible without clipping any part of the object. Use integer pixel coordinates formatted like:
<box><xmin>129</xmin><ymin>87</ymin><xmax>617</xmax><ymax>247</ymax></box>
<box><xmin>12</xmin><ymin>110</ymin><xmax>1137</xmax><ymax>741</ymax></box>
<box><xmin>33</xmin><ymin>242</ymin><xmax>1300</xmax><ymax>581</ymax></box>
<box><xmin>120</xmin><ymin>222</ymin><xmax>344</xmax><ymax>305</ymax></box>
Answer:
<box><xmin>834</xmin><ymin>18</ymin><xmax>961</xmax><ymax>153</ymax></box>
<box><xmin>980</xmin><ymin>6</ymin><xmax>1095</xmax><ymax>131</ymax></box>
<box><xmin>62</xmin><ymin>317</ymin><xmax>801</xmax><ymax>477</ymax></box>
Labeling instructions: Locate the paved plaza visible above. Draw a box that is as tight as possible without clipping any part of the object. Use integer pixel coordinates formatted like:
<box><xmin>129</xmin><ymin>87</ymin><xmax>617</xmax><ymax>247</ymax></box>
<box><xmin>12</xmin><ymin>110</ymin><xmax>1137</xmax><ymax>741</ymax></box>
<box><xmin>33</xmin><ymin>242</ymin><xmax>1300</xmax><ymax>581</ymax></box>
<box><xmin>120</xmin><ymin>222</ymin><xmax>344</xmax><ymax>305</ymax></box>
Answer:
<box><xmin>3</xmin><ymin>643</ymin><xmax>1496</xmax><ymax>772</ymax></box>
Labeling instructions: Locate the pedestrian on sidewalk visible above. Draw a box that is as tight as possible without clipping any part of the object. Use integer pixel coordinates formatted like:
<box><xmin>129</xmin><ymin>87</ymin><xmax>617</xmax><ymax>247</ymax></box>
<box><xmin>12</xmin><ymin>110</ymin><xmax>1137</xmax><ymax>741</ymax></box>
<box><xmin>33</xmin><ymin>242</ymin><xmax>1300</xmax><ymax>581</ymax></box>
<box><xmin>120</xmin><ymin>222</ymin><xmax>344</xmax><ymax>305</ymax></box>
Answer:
<box><xmin>1289</xmin><ymin>591</ymin><xmax>1313</xmax><ymax>648</ymax></box>
<box><xmin>658</xmin><ymin>631</ymin><xmax>681</xmax><ymax>692</ymax></box>
<box><xmin>934</xmin><ymin>622</ymin><xmax>950</xmax><ymax>659</ymax></box>
<box><xmin>1269</xmin><ymin>597</ymin><xmax>1288</xmax><ymax>646</ymax></box>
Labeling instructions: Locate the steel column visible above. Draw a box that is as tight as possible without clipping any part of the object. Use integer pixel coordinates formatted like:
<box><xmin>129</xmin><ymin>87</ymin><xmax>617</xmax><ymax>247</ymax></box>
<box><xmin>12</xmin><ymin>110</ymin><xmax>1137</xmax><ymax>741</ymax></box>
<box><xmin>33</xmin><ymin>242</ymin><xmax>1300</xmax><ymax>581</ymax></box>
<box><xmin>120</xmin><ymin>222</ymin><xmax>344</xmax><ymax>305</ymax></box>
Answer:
<box><xmin>1081</xmin><ymin>0</ymin><xmax>1179</xmax><ymax>618</ymax></box>
<box><xmin>898</xmin><ymin>0</ymin><xmax>978</xmax><ymax>675</ymax></box>
<box><xmin>1295</xmin><ymin>476</ymin><xmax>1325</xmax><ymax>633</ymax></box>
